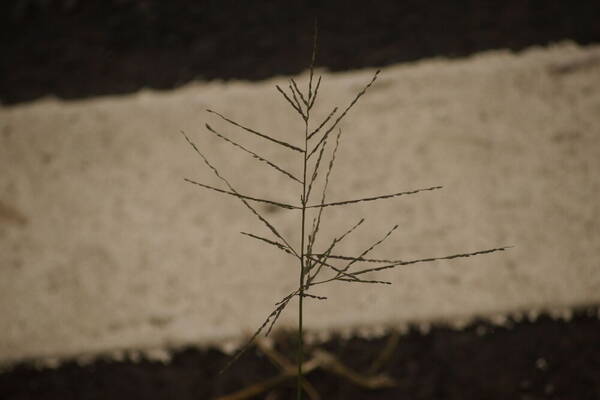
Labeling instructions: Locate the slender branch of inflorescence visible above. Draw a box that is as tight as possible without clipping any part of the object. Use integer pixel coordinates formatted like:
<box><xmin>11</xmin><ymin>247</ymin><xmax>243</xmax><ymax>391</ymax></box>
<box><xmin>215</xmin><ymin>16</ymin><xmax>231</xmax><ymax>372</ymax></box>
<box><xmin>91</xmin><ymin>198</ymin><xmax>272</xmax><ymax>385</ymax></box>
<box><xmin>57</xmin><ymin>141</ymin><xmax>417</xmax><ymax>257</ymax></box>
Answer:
<box><xmin>309</xmin><ymin>246</ymin><xmax>512</xmax><ymax>286</ymax></box>
<box><xmin>203</xmin><ymin>124</ymin><xmax>302</xmax><ymax>184</ymax></box>
<box><xmin>307</xmin><ymin>70</ymin><xmax>380</xmax><ymax>159</ymax></box>
<box><xmin>180</xmin><ymin>131</ymin><xmax>296</xmax><ymax>254</ymax></box>
<box><xmin>306</xmin><ymin>186</ymin><xmax>443</xmax><ymax>208</ymax></box>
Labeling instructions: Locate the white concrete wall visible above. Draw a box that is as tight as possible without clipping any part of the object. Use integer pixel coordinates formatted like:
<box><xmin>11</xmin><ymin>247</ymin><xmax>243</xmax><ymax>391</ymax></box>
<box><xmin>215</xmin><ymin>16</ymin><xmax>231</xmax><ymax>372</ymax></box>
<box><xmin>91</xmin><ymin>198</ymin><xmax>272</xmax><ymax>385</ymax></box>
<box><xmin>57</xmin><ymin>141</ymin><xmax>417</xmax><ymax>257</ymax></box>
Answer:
<box><xmin>1</xmin><ymin>42</ymin><xmax>599</xmax><ymax>364</ymax></box>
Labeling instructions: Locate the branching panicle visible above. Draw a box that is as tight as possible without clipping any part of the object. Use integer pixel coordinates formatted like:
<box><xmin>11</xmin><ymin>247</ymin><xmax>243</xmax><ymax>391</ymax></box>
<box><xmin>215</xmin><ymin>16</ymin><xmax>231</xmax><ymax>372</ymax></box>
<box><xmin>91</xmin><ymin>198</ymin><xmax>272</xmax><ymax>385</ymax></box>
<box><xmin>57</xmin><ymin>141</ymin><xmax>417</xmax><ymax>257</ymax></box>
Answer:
<box><xmin>180</xmin><ymin>131</ymin><xmax>295</xmax><ymax>253</ymax></box>
<box><xmin>337</xmin><ymin>224</ymin><xmax>399</xmax><ymax>276</ymax></box>
<box><xmin>207</xmin><ymin>108</ymin><xmax>304</xmax><ymax>153</ymax></box>
<box><xmin>308</xmin><ymin>69</ymin><xmax>380</xmax><ymax>158</ymax></box>
<box><xmin>204</xmin><ymin>124</ymin><xmax>302</xmax><ymax>184</ymax></box>
<box><xmin>308</xmin><ymin>106</ymin><xmax>338</xmax><ymax>140</ymax></box>
<box><xmin>180</xmin><ymin>27</ymin><xmax>508</xmax><ymax>397</ymax></box>
<box><xmin>288</xmin><ymin>82</ymin><xmax>306</xmax><ymax>118</ymax></box>
<box><xmin>305</xmin><ymin>137</ymin><xmax>328</xmax><ymax>203</ymax></box>
<box><xmin>309</xmin><ymin>75</ymin><xmax>322</xmax><ymax>110</ymax></box>
<box><xmin>291</xmin><ymin>78</ymin><xmax>309</xmax><ymax>107</ymax></box>
<box><xmin>306</xmin><ymin>218</ymin><xmax>365</xmax><ymax>285</ymax></box>
<box><xmin>307</xmin><ymin>128</ymin><xmax>343</xmax><ymax>255</ymax></box>
<box><xmin>276</xmin><ymin>84</ymin><xmax>303</xmax><ymax>116</ymax></box>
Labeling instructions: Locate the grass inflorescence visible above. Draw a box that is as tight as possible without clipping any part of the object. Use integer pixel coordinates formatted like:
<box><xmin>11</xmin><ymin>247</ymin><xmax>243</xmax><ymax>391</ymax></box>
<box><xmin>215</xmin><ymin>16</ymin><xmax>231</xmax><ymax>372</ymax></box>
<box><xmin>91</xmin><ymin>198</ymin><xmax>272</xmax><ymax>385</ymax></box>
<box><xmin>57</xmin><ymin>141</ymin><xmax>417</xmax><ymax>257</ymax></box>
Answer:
<box><xmin>181</xmin><ymin>24</ymin><xmax>509</xmax><ymax>400</ymax></box>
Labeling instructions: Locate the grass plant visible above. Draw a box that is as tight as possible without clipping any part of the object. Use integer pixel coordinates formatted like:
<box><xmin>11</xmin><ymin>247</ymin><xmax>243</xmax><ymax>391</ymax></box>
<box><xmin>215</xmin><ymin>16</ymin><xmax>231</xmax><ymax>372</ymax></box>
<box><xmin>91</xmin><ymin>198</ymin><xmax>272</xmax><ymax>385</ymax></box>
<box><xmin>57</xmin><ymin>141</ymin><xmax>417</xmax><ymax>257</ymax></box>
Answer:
<box><xmin>181</xmin><ymin>25</ymin><xmax>508</xmax><ymax>399</ymax></box>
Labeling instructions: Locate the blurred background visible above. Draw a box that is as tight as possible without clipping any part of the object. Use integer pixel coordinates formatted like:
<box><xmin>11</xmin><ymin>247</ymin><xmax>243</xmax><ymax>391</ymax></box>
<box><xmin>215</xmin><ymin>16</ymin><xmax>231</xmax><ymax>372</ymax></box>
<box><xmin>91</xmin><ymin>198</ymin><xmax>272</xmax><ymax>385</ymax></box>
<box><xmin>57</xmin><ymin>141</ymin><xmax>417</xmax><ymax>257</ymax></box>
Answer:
<box><xmin>1</xmin><ymin>2</ymin><xmax>600</xmax><ymax>398</ymax></box>
<box><xmin>2</xmin><ymin>0</ymin><xmax>599</xmax><ymax>104</ymax></box>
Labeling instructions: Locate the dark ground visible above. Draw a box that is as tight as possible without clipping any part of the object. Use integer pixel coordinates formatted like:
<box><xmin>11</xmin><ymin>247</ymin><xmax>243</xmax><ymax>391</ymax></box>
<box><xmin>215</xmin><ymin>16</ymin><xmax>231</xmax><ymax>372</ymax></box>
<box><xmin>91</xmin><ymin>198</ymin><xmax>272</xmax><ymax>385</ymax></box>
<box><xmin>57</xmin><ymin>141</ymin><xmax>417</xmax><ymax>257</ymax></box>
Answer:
<box><xmin>1</xmin><ymin>0</ymin><xmax>599</xmax><ymax>105</ymax></box>
<box><xmin>1</xmin><ymin>310</ymin><xmax>599</xmax><ymax>399</ymax></box>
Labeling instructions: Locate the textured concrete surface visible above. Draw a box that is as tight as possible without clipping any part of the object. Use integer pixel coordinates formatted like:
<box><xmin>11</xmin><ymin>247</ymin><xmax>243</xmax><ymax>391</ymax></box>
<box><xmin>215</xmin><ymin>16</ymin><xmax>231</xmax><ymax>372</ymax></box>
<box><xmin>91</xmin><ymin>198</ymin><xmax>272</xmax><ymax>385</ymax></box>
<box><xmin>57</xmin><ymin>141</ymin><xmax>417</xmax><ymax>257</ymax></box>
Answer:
<box><xmin>1</xmin><ymin>42</ymin><xmax>599</xmax><ymax>365</ymax></box>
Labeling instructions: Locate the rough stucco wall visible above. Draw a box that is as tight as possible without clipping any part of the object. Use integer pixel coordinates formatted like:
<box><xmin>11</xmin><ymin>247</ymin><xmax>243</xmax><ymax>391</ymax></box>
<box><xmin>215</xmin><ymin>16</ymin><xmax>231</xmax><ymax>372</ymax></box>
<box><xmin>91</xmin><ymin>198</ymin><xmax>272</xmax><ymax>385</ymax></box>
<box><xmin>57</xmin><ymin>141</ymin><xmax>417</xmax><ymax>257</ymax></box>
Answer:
<box><xmin>1</xmin><ymin>42</ymin><xmax>599</xmax><ymax>364</ymax></box>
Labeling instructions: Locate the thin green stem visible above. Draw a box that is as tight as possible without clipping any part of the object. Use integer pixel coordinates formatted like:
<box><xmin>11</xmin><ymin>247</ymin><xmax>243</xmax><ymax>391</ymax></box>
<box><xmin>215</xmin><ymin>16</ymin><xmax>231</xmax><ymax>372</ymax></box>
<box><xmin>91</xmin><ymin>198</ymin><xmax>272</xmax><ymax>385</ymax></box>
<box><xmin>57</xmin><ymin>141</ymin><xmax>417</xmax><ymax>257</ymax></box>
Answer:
<box><xmin>297</xmin><ymin>111</ymin><xmax>310</xmax><ymax>400</ymax></box>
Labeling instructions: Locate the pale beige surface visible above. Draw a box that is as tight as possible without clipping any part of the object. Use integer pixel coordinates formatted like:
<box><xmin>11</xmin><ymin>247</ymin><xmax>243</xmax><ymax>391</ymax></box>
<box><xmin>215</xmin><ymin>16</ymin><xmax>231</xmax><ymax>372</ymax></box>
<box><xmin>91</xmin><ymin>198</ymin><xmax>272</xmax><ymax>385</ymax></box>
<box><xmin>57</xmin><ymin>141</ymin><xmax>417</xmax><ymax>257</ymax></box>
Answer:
<box><xmin>1</xmin><ymin>42</ymin><xmax>599</xmax><ymax>365</ymax></box>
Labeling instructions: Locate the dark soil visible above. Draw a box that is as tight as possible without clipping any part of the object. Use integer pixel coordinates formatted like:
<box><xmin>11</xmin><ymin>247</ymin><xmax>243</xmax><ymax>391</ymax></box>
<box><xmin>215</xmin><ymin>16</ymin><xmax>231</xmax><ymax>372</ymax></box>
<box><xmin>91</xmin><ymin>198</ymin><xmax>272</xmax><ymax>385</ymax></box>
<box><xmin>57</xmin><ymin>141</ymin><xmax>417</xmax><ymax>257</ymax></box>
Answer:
<box><xmin>1</xmin><ymin>309</ymin><xmax>599</xmax><ymax>399</ymax></box>
<box><xmin>2</xmin><ymin>0</ymin><xmax>600</xmax><ymax>105</ymax></box>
